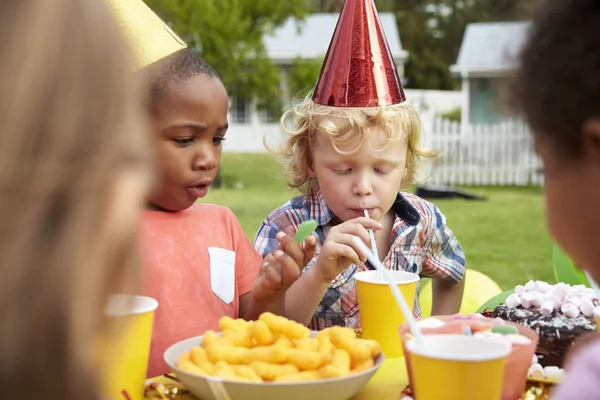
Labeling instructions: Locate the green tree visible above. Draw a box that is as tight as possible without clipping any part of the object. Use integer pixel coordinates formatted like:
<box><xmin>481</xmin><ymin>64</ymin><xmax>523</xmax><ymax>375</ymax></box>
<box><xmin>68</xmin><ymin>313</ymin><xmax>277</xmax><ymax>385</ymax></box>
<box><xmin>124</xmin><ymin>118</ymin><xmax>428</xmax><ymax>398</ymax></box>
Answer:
<box><xmin>145</xmin><ymin>0</ymin><xmax>313</xmax><ymax>108</ymax></box>
<box><xmin>288</xmin><ymin>56</ymin><xmax>323</xmax><ymax>100</ymax></box>
<box><xmin>389</xmin><ymin>0</ymin><xmax>536</xmax><ymax>89</ymax></box>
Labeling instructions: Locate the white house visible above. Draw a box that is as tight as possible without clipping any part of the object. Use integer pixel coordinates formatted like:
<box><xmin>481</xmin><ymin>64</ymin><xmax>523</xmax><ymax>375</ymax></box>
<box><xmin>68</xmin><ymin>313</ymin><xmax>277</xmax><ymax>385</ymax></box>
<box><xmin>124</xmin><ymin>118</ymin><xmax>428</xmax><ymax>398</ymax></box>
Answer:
<box><xmin>450</xmin><ymin>21</ymin><xmax>531</xmax><ymax>131</ymax></box>
<box><xmin>224</xmin><ymin>13</ymin><xmax>408</xmax><ymax>152</ymax></box>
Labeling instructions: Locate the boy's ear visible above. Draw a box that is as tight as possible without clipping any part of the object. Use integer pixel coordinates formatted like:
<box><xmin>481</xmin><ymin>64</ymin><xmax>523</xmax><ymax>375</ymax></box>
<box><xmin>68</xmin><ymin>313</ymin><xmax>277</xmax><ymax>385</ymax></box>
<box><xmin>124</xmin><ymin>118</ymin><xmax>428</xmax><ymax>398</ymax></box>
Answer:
<box><xmin>582</xmin><ymin>119</ymin><xmax>600</xmax><ymax>163</ymax></box>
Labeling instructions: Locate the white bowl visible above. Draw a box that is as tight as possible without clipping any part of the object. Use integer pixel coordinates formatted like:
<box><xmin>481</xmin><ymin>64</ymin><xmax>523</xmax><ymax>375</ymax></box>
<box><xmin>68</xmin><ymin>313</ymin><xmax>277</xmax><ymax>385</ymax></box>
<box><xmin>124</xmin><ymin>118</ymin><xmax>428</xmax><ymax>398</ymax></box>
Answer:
<box><xmin>164</xmin><ymin>332</ymin><xmax>385</xmax><ymax>400</ymax></box>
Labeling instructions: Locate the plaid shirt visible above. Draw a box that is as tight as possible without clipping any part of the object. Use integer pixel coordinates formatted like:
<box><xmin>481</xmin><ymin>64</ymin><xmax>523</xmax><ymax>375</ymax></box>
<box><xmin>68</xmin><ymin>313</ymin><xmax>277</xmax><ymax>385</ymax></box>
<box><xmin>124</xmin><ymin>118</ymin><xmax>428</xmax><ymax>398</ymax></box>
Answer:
<box><xmin>253</xmin><ymin>186</ymin><xmax>466</xmax><ymax>330</ymax></box>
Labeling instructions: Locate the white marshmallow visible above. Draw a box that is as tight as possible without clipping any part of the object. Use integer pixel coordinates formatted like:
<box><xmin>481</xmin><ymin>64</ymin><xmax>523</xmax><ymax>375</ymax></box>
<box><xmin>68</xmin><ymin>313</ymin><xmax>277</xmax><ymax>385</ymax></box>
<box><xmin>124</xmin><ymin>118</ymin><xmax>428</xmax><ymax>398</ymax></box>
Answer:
<box><xmin>416</xmin><ymin>317</ymin><xmax>445</xmax><ymax>328</ymax></box>
<box><xmin>561</xmin><ymin>302</ymin><xmax>580</xmax><ymax>318</ymax></box>
<box><xmin>525</xmin><ymin>280</ymin><xmax>536</xmax><ymax>292</ymax></box>
<box><xmin>540</xmin><ymin>301</ymin><xmax>554</xmax><ymax>317</ymax></box>
<box><xmin>521</xmin><ymin>292</ymin><xmax>536</xmax><ymax>309</ymax></box>
<box><xmin>504</xmin><ymin>334</ymin><xmax>533</xmax><ymax>346</ymax></box>
<box><xmin>552</xmin><ymin>284</ymin><xmax>569</xmax><ymax>302</ymax></box>
<box><xmin>547</xmin><ymin>294</ymin><xmax>563</xmax><ymax>309</ymax></box>
<box><xmin>535</xmin><ymin>281</ymin><xmax>550</xmax><ymax>293</ymax></box>
<box><xmin>582</xmin><ymin>293</ymin><xmax>597</xmax><ymax>304</ymax></box>
<box><xmin>515</xmin><ymin>285</ymin><xmax>526</xmax><ymax>295</ymax></box>
<box><xmin>528</xmin><ymin>363</ymin><xmax>545</xmax><ymax>379</ymax></box>
<box><xmin>567</xmin><ymin>297</ymin><xmax>583</xmax><ymax>308</ymax></box>
<box><xmin>544</xmin><ymin>366</ymin><xmax>564</xmax><ymax>380</ymax></box>
<box><xmin>530</xmin><ymin>293</ymin><xmax>543</xmax><ymax>308</ymax></box>
<box><xmin>568</xmin><ymin>287</ymin><xmax>583</xmax><ymax>299</ymax></box>
<box><xmin>579</xmin><ymin>299</ymin><xmax>594</xmax><ymax>317</ymax></box>
<box><xmin>581</xmin><ymin>301</ymin><xmax>594</xmax><ymax>317</ymax></box>
<box><xmin>506</xmin><ymin>293</ymin><xmax>522</xmax><ymax>309</ymax></box>
<box><xmin>593</xmin><ymin>306</ymin><xmax>600</xmax><ymax>318</ymax></box>
<box><xmin>531</xmin><ymin>354</ymin><xmax>538</xmax><ymax>365</ymax></box>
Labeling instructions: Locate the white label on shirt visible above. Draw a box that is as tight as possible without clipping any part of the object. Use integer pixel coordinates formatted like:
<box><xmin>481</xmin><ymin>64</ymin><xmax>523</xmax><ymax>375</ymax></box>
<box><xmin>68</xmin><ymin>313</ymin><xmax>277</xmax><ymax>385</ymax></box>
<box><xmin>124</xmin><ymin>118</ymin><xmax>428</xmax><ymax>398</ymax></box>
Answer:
<box><xmin>208</xmin><ymin>247</ymin><xmax>236</xmax><ymax>304</ymax></box>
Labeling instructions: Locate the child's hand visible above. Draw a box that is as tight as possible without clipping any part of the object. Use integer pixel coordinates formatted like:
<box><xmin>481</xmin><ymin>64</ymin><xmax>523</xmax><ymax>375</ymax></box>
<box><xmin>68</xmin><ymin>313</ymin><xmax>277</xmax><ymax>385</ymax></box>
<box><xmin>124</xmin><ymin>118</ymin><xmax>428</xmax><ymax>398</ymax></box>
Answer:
<box><xmin>252</xmin><ymin>231</ymin><xmax>317</xmax><ymax>303</ymax></box>
<box><xmin>313</xmin><ymin>217</ymin><xmax>382</xmax><ymax>283</ymax></box>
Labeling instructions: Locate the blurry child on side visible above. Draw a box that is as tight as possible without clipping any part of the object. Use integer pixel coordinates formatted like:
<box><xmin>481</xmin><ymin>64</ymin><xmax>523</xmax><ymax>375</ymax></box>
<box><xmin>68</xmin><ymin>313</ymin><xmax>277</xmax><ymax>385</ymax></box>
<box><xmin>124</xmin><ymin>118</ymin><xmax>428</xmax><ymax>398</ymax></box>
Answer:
<box><xmin>511</xmin><ymin>0</ymin><xmax>600</xmax><ymax>398</ymax></box>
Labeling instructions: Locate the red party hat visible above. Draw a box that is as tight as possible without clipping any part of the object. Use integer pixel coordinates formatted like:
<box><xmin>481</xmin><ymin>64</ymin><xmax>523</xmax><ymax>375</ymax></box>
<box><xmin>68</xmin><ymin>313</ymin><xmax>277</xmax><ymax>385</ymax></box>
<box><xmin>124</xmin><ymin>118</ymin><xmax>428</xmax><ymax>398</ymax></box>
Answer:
<box><xmin>312</xmin><ymin>0</ymin><xmax>406</xmax><ymax>107</ymax></box>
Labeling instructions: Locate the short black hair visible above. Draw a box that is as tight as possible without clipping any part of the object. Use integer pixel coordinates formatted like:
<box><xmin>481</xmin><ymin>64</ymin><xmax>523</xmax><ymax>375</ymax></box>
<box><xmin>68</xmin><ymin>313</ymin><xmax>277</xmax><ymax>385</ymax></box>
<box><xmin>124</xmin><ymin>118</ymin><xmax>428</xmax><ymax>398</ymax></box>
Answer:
<box><xmin>146</xmin><ymin>48</ymin><xmax>220</xmax><ymax>107</ymax></box>
<box><xmin>513</xmin><ymin>0</ymin><xmax>600</xmax><ymax>158</ymax></box>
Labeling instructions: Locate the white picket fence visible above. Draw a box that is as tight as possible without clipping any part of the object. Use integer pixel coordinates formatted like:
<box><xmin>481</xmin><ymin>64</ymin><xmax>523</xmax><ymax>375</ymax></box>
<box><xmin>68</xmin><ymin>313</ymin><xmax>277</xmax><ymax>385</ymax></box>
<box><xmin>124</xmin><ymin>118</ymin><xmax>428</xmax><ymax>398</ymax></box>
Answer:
<box><xmin>419</xmin><ymin>117</ymin><xmax>544</xmax><ymax>186</ymax></box>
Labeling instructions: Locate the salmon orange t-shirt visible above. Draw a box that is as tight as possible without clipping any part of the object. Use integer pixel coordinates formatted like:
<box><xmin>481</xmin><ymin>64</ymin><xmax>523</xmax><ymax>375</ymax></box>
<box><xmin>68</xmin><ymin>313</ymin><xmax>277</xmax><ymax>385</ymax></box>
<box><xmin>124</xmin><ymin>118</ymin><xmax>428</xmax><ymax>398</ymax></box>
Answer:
<box><xmin>140</xmin><ymin>204</ymin><xmax>262</xmax><ymax>377</ymax></box>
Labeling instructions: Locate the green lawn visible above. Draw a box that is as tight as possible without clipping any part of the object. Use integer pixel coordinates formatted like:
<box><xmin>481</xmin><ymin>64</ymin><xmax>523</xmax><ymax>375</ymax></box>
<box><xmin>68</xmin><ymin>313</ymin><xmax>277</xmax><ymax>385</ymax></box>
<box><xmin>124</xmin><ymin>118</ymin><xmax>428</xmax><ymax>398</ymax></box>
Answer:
<box><xmin>201</xmin><ymin>153</ymin><xmax>554</xmax><ymax>290</ymax></box>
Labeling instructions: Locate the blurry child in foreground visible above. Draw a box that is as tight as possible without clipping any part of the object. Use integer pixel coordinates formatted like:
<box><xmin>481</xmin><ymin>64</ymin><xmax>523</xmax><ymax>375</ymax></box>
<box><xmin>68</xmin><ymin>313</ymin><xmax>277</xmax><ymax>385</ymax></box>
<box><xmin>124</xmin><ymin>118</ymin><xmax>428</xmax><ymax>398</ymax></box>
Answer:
<box><xmin>140</xmin><ymin>49</ymin><xmax>316</xmax><ymax>376</ymax></box>
<box><xmin>0</xmin><ymin>0</ymin><xmax>151</xmax><ymax>399</ymax></box>
<box><xmin>512</xmin><ymin>0</ymin><xmax>600</xmax><ymax>398</ymax></box>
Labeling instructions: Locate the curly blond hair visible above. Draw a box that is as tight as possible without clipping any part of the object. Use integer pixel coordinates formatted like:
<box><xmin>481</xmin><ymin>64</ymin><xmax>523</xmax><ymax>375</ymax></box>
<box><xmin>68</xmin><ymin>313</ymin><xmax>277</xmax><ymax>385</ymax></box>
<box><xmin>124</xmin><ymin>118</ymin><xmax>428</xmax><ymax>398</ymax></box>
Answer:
<box><xmin>269</xmin><ymin>93</ymin><xmax>438</xmax><ymax>194</ymax></box>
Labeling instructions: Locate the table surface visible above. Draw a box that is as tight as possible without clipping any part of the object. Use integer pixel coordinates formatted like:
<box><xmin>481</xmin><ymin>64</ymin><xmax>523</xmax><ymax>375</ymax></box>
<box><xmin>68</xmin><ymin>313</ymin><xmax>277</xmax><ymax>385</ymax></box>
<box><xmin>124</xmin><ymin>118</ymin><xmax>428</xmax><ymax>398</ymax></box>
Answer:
<box><xmin>146</xmin><ymin>357</ymin><xmax>409</xmax><ymax>400</ymax></box>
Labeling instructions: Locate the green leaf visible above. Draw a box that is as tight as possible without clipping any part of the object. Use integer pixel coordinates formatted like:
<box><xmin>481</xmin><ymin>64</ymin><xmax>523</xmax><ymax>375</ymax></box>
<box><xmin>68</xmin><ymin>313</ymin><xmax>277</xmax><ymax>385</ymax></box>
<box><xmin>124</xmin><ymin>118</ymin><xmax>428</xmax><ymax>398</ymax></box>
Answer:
<box><xmin>553</xmin><ymin>244</ymin><xmax>589</xmax><ymax>287</ymax></box>
<box><xmin>476</xmin><ymin>289</ymin><xmax>515</xmax><ymax>313</ymax></box>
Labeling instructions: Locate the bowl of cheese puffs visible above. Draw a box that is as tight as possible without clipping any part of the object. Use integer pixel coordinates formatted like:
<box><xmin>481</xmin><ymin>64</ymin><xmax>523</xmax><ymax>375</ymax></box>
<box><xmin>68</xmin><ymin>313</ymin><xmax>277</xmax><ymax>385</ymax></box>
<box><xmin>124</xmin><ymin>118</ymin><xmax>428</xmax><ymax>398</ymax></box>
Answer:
<box><xmin>164</xmin><ymin>312</ymin><xmax>384</xmax><ymax>400</ymax></box>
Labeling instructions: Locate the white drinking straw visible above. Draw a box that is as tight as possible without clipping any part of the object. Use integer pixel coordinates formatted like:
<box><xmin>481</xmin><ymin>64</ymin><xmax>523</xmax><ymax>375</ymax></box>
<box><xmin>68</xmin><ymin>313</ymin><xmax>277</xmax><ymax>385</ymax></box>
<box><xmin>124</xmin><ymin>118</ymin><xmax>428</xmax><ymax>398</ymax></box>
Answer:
<box><xmin>353</xmin><ymin>237</ymin><xmax>427</xmax><ymax>351</ymax></box>
<box><xmin>364</xmin><ymin>209</ymin><xmax>383</xmax><ymax>281</ymax></box>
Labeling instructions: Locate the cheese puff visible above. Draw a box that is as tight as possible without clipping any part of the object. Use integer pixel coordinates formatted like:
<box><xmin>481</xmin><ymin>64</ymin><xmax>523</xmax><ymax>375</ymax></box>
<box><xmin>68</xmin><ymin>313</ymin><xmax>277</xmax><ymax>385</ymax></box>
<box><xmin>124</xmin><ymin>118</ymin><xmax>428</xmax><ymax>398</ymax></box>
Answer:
<box><xmin>239</xmin><ymin>319</ymin><xmax>254</xmax><ymax>329</ymax></box>
<box><xmin>317</xmin><ymin>337</ymin><xmax>334</xmax><ymax>367</ymax></box>
<box><xmin>219</xmin><ymin>316</ymin><xmax>245</xmax><ymax>332</ymax></box>
<box><xmin>213</xmin><ymin>361</ymin><xmax>241</xmax><ymax>380</ymax></box>
<box><xmin>206</xmin><ymin>345</ymin><xmax>248</xmax><ymax>365</ymax></box>
<box><xmin>315</xmin><ymin>328</ymin><xmax>331</xmax><ymax>341</ymax></box>
<box><xmin>287</xmin><ymin>348</ymin><xmax>322</xmax><ymax>370</ymax></box>
<box><xmin>179</xmin><ymin>360</ymin><xmax>210</xmax><ymax>376</ymax></box>
<box><xmin>250</xmin><ymin>320</ymin><xmax>275</xmax><ymax>346</ymax></box>
<box><xmin>282</xmin><ymin>321</ymin><xmax>310</xmax><ymax>340</ymax></box>
<box><xmin>348</xmin><ymin>341</ymin><xmax>372</xmax><ymax>366</ymax></box>
<box><xmin>203</xmin><ymin>330</ymin><xmax>234</xmax><ymax>349</ymax></box>
<box><xmin>351</xmin><ymin>358</ymin><xmax>374</xmax><ymax>373</ymax></box>
<box><xmin>202</xmin><ymin>330</ymin><xmax>220</xmax><ymax>348</ymax></box>
<box><xmin>274</xmin><ymin>336</ymin><xmax>294</xmax><ymax>349</ymax></box>
<box><xmin>189</xmin><ymin>347</ymin><xmax>214</xmax><ymax>372</ymax></box>
<box><xmin>249</xmin><ymin>362</ymin><xmax>299</xmax><ymax>381</ymax></box>
<box><xmin>274</xmin><ymin>371</ymin><xmax>321</xmax><ymax>382</ymax></box>
<box><xmin>259</xmin><ymin>312</ymin><xmax>286</xmax><ymax>331</ymax></box>
<box><xmin>222</xmin><ymin>330</ymin><xmax>235</xmax><ymax>338</ymax></box>
<box><xmin>320</xmin><ymin>349</ymin><xmax>351</xmax><ymax>378</ymax></box>
<box><xmin>176</xmin><ymin>352</ymin><xmax>190</xmax><ymax>367</ymax></box>
<box><xmin>293</xmin><ymin>338</ymin><xmax>319</xmax><ymax>351</ymax></box>
<box><xmin>329</xmin><ymin>326</ymin><xmax>358</xmax><ymax>345</ymax></box>
<box><xmin>234</xmin><ymin>365</ymin><xmax>263</xmax><ymax>382</ymax></box>
<box><xmin>362</xmin><ymin>339</ymin><xmax>381</xmax><ymax>358</ymax></box>
<box><xmin>243</xmin><ymin>345</ymin><xmax>289</xmax><ymax>364</ymax></box>
<box><xmin>259</xmin><ymin>312</ymin><xmax>309</xmax><ymax>340</ymax></box>
<box><xmin>190</xmin><ymin>346</ymin><xmax>208</xmax><ymax>364</ymax></box>
<box><xmin>226</xmin><ymin>330</ymin><xmax>253</xmax><ymax>348</ymax></box>
<box><xmin>330</xmin><ymin>334</ymin><xmax>371</xmax><ymax>365</ymax></box>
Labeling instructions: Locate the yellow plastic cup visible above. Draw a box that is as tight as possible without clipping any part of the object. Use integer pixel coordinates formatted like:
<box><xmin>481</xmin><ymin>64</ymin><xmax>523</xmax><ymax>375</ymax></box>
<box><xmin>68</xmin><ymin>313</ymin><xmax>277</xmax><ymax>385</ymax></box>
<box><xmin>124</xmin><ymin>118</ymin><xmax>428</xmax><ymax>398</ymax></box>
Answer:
<box><xmin>355</xmin><ymin>270</ymin><xmax>419</xmax><ymax>357</ymax></box>
<box><xmin>406</xmin><ymin>335</ymin><xmax>511</xmax><ymax>400</ymax></box>
<box><xmin>97</xmin><ymin>295</ymin><xmax>158</xmax><ymax>400</ymax></box>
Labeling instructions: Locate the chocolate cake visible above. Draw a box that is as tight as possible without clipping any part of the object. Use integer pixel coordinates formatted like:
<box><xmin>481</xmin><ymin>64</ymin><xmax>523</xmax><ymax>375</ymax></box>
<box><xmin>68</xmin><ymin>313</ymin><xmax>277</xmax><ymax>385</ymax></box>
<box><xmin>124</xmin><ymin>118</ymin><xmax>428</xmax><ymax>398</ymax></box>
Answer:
<box><xmin>490</xmin><ymin>281</ymin><xmax>599</xmax><ymax>368</ymax></box>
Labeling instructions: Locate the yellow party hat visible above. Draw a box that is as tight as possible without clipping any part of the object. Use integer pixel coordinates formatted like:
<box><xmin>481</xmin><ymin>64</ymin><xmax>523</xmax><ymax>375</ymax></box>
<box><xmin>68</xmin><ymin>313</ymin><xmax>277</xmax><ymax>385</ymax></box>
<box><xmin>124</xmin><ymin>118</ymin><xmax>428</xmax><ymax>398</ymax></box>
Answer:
<box><xmin>106</xmin><ymin>0</ymin><xmax>187</xmax><ymax>70</ymax></box>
